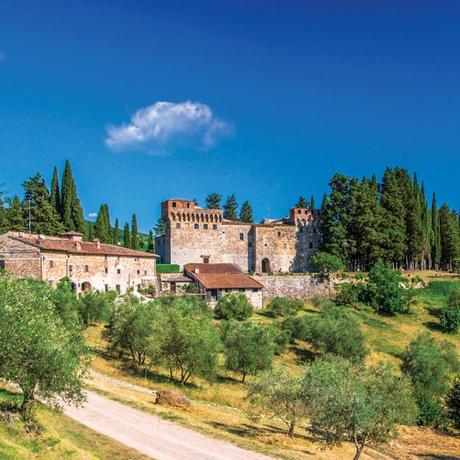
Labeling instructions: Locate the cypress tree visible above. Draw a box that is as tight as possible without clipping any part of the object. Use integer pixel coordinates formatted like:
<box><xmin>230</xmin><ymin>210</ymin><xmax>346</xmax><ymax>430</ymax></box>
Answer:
<box><xmin>439</xmin><ymin>204</ymin><xmax>460</xmax><ymax>271</ymax></box>
<box><xmin>147</xmin><ymin>230</ymin><xmax>155</xmax><ymax>253</ymax></box>
<box><xmin>223</xmin><ymin>194</ymin><xmax>238</xmax><ymax>221</ymax></box>
<box><xmin>431</xmin><ymin>193</ymin><xmax>442</xmax><ymax>269</ymax></box>
<box><xmin>123</xmin><ymin>222</ymin><xmax>131</xmax><ymax>248</ymax></box>
<box><xmin>94</xmin><ymin>204</ymin><xmax>112</xmax><ymax>243</ymax></box>
<box><xmin>50</xmin><ymin>167</ymin><xmax>61</xmax><ymax>216</ymax></box>
<box><xmin>295</xmin><ymin>196</ymin><xmax>308</xmax><ymax>208</ymax></box>
<box><xmin>131</xmin><ymin>214</ymin><xmax>139</xmax><ymax>250</ymax></box>
<box><xmin>85</xmin><ymin>221</ymin><xmax>94</xmax><ymax>241</ymax></box>
<box><xmin>0</xmin><ymin>191</ymin><xmax>8</xmax><ymax>233</ymax></box>
<box><xmin>113</xmin><ymin>218</ymin><xmax>120</xmax><ymax>245</ymax></box>
<box><xmin>205</xmin><ymin>193</ymin><xmax>222</xmax><ymax>209</ymax></box>
<box><xmin>419</xmin><ymin>183</ymin><xmax>432</xmax><ymax>269</ymax></box>
<box><xmin>239</xmin><ymin>201</ymin><xmax>254</xmax><ymax>223</ymax></box>
<box><xmin>22</xmin><ymin>173</ymin><xmax>64</xmax><ymax>235</ymax></box>
<box><xmin>309</xmin><ymin>194</ymin><xmax>316</xmax><ymax>210</ymax></box>
<box><xmin>5</xmin><ymin>196</ymin><xmax>26</xmax><ymax>231</ymax></box>
<box><xmin>60</xmin><ymin>160</ymin><xmax>85</xmax><ymax>233</ymax></box>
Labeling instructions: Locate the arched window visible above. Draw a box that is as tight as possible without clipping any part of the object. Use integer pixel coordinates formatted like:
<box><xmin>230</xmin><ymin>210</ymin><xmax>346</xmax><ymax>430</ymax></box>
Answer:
<box><xmin>262</xmin><ymin>258</ymin><xmax>271</xmax><ymax>273</ymax></box>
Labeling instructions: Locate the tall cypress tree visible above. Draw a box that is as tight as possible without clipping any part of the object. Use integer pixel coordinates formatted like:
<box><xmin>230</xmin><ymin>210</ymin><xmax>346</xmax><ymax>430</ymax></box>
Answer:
<box><xmin>309</xmin><ymin>194</ymin><xmax>316</xmax><ymax>210</ymax></box>
<box><xmin>123</xmin><ymin>222</ymin><xmax>131</xmax><ymax>248</ymax></box>
<box><xmin>131</xmin><ymin>214</ymin><xmax>139</xmax><ymax>250</ymax></box>
<box><xmin>50</xmin><ymin>167</ymin><xmax>61</xmax><ymax>216</ymax></box>
<box><xmin>296</xmin><ymin>196</ymin><xmax>308</xmax><ymax>208</ymax></box>
<box><xmin>223</xmin><ymin>194</ymin><xmax>238</xmax><ymax>221</ymax></box>
<box><xmin>0</xmin><ymin>191</ymin><xmax>8</xmax><ymax>233</ymax></box>
<box><xmin>113</xmin><ymin>218</ymin><xmax>120</xmax><ymax>245</ymax></box>
<box><xmin>239</xmin><ymin>201</ymin><xmax>254</xmax><ymax>223</ymax></box>
<box><xmin>431</xmin><ymin>193</ymin><xmax>442</xmax><ymax>269</ymax></box>
<box><xmin>60</xmin><ymin>160</ymin><xmax>85</xmax><ymax>233</ymax></box>
<box><xmin>419</xmin><ymin>182</ymin><xmax>431</xmax><ymax>269</ymax></box>
<box><xmin>94</xmin><ymin>204</ymin><xmax>112</xmax><ymax>243</ymax></box>
<box><xmin>439</xmin><ymin>204</ymin><xmax>460</xmax><ymax>271</ymax></box>
<box><xmin>147</xmin><ymin>230</ymin><xmax>155</xmax><ymax>253</ymax></box>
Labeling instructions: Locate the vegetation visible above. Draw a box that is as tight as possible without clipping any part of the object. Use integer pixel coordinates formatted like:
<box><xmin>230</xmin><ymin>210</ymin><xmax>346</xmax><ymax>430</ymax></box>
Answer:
<box><xmin>439</xmin><ymin>288</ymin><xmax>460</xmax><ymax>333</ymax></box>
<box><xmin>239</xmin><ymin>200</ymin><xmax>253</xmax><ymax>223</ymax></box>
<box><xmin>215</xmin><ymin>292</ymin><xmax>254</xmax><ymax>320</ymax></box>
<box><xmin>266</xmin><ymin>296</ymin><xmax>303</xmax><ymax>317</ymax></box>
<box><xmin>223</xmin><ymin>194</ymin><xmax>238</xmax><ymax>221</ymax></box>
<box><xmin>77</xmin><ymin>290</ymin><xmax>113</xmax><ymax>328</ymax></box>
<box><xmin>156</xmin><ymin>263</ymin><xmax>181</xmax><ymax>273</ymax></box>
<box><xmin>302</xmin><ymin>355</ymin><xmax>417</xmax><ymax>460</ymax></box>
<box><xmin>0</xmin><ymin>274</ymin><xmax>90</xmax><ymax>420</ymax></box>
<box><xmin>445</xmin><ymin>377</ymin><xmax>460</xmax><ymax>429</ymax></box>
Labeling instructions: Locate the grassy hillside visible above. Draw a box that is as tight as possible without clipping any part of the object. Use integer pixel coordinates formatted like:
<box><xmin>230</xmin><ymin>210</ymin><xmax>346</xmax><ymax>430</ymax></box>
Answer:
<box><xmin>84</xmin><ymin>274</ymin><xmax>460</xmax><ymax>460</ymax></box>
<box><xmin>0</xmin><ymin>388</ymin><xmax>148</xmax><ymax>460</ymax></box>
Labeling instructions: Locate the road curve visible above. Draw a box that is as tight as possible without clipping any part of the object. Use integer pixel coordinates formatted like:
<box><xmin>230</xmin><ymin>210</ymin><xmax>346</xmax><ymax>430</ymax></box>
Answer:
<box><xmin>64</xmin><ymin>391</ymin><xmax>274</xmax><ymax>460</ymax></box>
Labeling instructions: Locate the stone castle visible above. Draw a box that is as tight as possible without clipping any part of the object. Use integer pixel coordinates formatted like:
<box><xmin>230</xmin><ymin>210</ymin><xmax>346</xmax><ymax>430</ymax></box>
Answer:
<box><xmin>155</xmin><ymin>199</ymin><xmax>321</xmax><ymax>273</ymax></box>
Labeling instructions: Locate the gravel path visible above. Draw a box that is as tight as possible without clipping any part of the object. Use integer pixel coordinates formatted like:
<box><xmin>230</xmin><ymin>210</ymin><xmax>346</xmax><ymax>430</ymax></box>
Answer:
<box><xmin>64</xmin><ymin>390</ymin><xmax>274</xmax><ymax>460</ymax></box>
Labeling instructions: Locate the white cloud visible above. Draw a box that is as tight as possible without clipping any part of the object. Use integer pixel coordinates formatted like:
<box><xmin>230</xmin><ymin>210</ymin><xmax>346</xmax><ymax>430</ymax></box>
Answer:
<box><xmin>88</xmin><ymin>212</ymin><xmax>97</xmax><ymax>218</ymax></box>
<box><xmin>105</xmin><ymin>101</ymin><xmax>232</xmax><ymax>154</ymax></box>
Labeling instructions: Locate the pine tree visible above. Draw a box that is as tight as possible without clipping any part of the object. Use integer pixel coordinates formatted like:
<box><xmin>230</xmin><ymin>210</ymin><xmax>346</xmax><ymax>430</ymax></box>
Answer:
<box><xmin>22</xmin><ymin>173</ymin><xmax>64</xmax><ymax>235</ymax></box>
<box><xmin>5</xmin><ymin>196</ymin><xmax>26</xmax><ymax>231</ymax></box>
<box><xmin>205</xmin><ymin>193</ymin><xmax>222</xmax><ymax>209</ymax></box>
<box><xmin>131</xmin><ymin>214</ymin><xmax>139</xmax><ymax>250</ymax></box>
<box><xmin>147</xmin><ymin>230</ymin><xmax>155</xmax><ymax>253</ymax></box>
<box><xmin>296</xmin><ymin>196</ymin><xmax>308</xmax><ymax>208</ymax></box>
<box><xmin>419</xmin><ymin>183</ymin><xmax>432</xmax><ymax>269</ymax></box>
<box><xmin>85</xmin><ymin>221</ymin><xmax>94</xmax><ymax>241</ymax></box>
<box><xmin>0</xmin><ymin>191</ymin><xmax>8</xmax><ymax>233</ymax></box>
<box><xmin>223</xmin><ymin>194</ymin><xmax>238</xmax><ymax>221</ymax></box>
<box><xmin>439</xmin><ymin>204</ymin><xmax>460</xmax><ymax>271</ymax></box>
<box><xmin>94</xmin><ymin>204</ymin><xmax>112</xmax><ymax>243</ymax></box>
<box><xmin>113</xmin><ymin>218</ymin><xmax>120</xmax><ymax>245</ymax></box>
<box><xmin>50</xmin><ymin>167</ymin><xmax>60</xmax><ymax>216</ymax></box>
<box><xmin>60</xmin><ymin>160</ymin><xmax>86</xmax><ymax>233</ymax></box>
<box><xmin>431</xmin><ymin>193</ymin><xmax>442</xmax><ymax>269</ymax></box>
<box><xmin>123</xmin><ymin>222</ymin><xmax>131</xmax><ymax>248</ymax></box>
<box><xmin>310</xmin><ymin>194</ymin><xmax>316</xmax><ymax>210</ymax></box>
<box><xmin>239</xmin><ymin>201</ymin><xmax>254</xmax><ymax>223</ymax></box>
<box><xmin>154</xmin><ymin>218</ymin><xmax>166</xmax><ymax>237</ymax></box>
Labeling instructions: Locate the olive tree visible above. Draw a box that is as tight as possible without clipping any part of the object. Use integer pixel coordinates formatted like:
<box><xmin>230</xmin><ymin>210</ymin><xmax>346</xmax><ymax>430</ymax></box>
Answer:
<box><xmin>0</xmin><ymin>274</ymin><xmax>90</xmax><ymax>419</ymax></box>
<box><xmin>301</xmin><ymin>355</ymin><xmax>417</xmax><ymax>460</ymax></box>
<box><xmin>215</xmin><ymin>292</ymin><xmax>253</xmax><ymax>320</ymax></box>
<box><xmin>247</xmin><ymin>367</ymin><xmax>308</xmax><ymax>437</ymax></box>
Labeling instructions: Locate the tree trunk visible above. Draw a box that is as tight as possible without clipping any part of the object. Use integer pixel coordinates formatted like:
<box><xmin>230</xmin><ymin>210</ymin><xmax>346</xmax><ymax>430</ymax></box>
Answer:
<box><xmin>287</xmin><ymin>423</ymin><xmax>295</xmax><ymax>437</ymax></box>
<box><xmin>242</xmin><ymin>371</ymin><xmax>247</xmax><ymax>383</ymax></box>
<box><xmin>353</xmin><ymin>443</ymin><xmax>365</xmax><ymax>460</ymax></box>
<box><xmin>20</xmin><ymin>390</ymin><xmax>34</xmax><ymax>420</ymax></box>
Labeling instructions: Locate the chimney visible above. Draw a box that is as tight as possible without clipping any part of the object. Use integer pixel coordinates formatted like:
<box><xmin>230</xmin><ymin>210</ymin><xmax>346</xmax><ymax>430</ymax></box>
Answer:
<box><xmin>194</xmin><ymin>267</ymin><xmax>200</xmax><ymax>274</ymax></box>
<box><xmin>93</xmin><ymin>238</ymin><xmax>101</xmax><ymax>249</ymax></box>
<box><xmin>63</xmin><ymin>232</ymin><xmax>83</xmax><ymax>242</ymax></box>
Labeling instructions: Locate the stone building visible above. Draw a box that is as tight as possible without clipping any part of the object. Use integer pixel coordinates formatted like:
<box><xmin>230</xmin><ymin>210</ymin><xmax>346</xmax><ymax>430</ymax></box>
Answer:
<box><xmin>0</xmin><ymin>231</ymin><xmax>158</xmax><ymax>294</ymax></box>
<box><xmin>184</xmin><ymin>263</ymin><xmax>264</xmax><ymax>309</ymax></box>
<box><xmin>155</xmin><ymin>198</ymin><xmax>321</xmax><ymax>273</ymax></box>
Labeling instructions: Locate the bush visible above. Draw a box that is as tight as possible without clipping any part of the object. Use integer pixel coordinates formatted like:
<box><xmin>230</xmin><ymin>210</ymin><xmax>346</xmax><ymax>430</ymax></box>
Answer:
<box><xmin>366</xmin><ymin>261</ymin><xmax>408</xmax><ymax>315</ymax></box>
<box><xmin>304</xmin><ymin>305</ymin><xmax>367</xmax><ymax>362</ymax></box>
<box><xmin>215</xmin><ymin>292</ymin><xmax>253</xmax><ymax>320</ymax></box>
<box><xmin>267</xmin><ymin>297</ymin><xmax>304</xmax><ymax>316</ymax></box>
<box><xmin>439</xmin><ymin>289</ymin><xmax>460</xmax><ymax>333</ymax></box>
<box><xmin>221</xmin><ymin>321</ymin><xmax>275</xmax><ymax>382</ymax></box>
<box><xmin>281</xmin><ymin>316</ymin><xmax>310</xmax><ymax>342</ymax></box>
<box><xmin>445</xmin><ymin>377</ymin><xmax>460</xmax><ymax>429</ymax></box>
<box><xmin>77</xmin><ymin>290</ymin><xmax>113</xmax><ymax>327</ymax></box>
<box><xmin>334</xmin><ymin>282</ymin><xmax>359</xmax><ymax>308</ymax></box>
<box><xmin>402</xmin><ymin>333</ymin><xmax>460</xmax><ymax>425</ymax></box>
<box><xmin>156</xmin><ymin>264</ymin><xmax>181</xmax><ymax>273</ymax></box>
<box><xmin>273</xmin><ymin>328</ymin><xmax>291</xmax><ymax>355</ymax></box>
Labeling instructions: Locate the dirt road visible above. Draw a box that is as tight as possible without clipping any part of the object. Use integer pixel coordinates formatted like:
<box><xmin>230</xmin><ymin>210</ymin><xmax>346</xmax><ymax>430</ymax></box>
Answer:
<box><xmin>64</xmin><ymin>391</ymin><xmax>274</xmax><ymax>460</ymax></box>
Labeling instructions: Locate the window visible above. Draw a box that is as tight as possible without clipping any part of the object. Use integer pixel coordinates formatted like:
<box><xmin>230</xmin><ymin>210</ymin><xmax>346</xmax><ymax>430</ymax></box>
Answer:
<box><xmin>204</xmin><ymin>224</ymin><xmax>208</xmax><ymax>229</ymax></box>
<box><xmin>212</xmin><ymin>224</ymin><xmax>217</xmax><ymax>230</ymax></box>
<box><xmin>105</xmin><ymin>267</ymin><xmax>108</xmax><ymax>274</ymax></box>
<box><xmin>104</xmin><ymin>284</ymin><xmax>109</xmax><ymax>292</ymax></box>
<box><xmin>49</xmin><ymin>260</ymin><xmax>54</xmax><ymax>268</ymax></box>
<box><xmin>134</xmin><ymin>257</ymin><xmax>139</xmax><ymax>261</ymax></box>
<box><xmin>172</xmin><ymin>202</ymin><xmax>177</xmax><ymax>207</ymax></box>
<box><xmin>48</xmin><ymin>280</ymin><xmax>53</xmax><ymax>286</ymax></box>
<box><xmin>137</xmin><ymin>270</ymin><xmax>140</xmax><ymax>275</ymax></box>
<box><xmin>85</xmin><ymin>265</ymin><xmax>89</xmax><ymax>272</ymax></box>
<box><xmin>203</xmin><ymin>257</ymin><xmax>210</xmax><ymax>264</ymax></box>
<box><xmin>298</xmin><ymin>209</ymin><xmax>301</xmax><ymax>214</ymax></box>
<box><xmin>69</xmin><ymin>265</ymin><xmax>73</xmax><ymax>273</ymax></box>
<box><xmin>248</xmin><ymin>242</ymin><xmax>252</xmax><ymax>248</ymax></box>
<box><xmin>309</xmin><ymin>242</ymin><xmax>313</xmax><ymax>249</ymax></box>
<box><xmin>116</xmin><ymin>284</ymin><xmax>121</xmax><ymax>294</ymax></box>
<box><xmin>117</xmin><ymin>268</ymin><xmax>121</xmax><ymax>274</ymax></box>
<box><xmin>0</xmin><ymin>260</ymin><xmax>4</xmax><ymax>270</ymax></box>
<box><xmin>176</xmin><ymin>223</ymin><xmax>181</xmax><ymax>229</ymax></box>
<box><xmin>194</xmin><ymin>223</ymin><xmax>199</xmax><ymax>229</ymax></box>
<box><xmin>137</xmin><ymin>284</ymin><xmax>141</xmax><ymax>290</ymax></box>
<box><xmin>144</xmin><ymin>270</ymin><xmax>147</xmax><ymax>275</ymax></box>
<box><xmin>277</xmin><ymin>231</ymin><xmax>281</xmax><ymax>237</ymax></box>
<box><xmin>239</xmin><ymin>233</ymin><xmax>244</xmax><ymax>241</ymax></box>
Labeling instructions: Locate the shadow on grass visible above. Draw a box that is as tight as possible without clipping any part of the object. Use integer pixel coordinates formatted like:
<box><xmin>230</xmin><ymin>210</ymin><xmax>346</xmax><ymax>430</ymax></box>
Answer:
<box><xmin>291</xmin><ymin>345</ymin><xmax>316</xmax><ymax>363</ymax></box>
<box><xmin>423</xmin><ymin>321</ymin><xmax>444</xmax><ymax>333</ymax></box>
<box><xmin>417</xmin><ymin>456</ymin><xmax>460</xmax><ymax>460</ymax></box>
<box><xmin>257</xmin><ymin>310</ymin><xmax>277</xmax><ymax>319</ymax></box>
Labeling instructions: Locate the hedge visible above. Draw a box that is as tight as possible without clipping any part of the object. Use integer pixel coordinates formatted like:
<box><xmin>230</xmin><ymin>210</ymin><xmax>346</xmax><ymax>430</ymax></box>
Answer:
<box><xmin>157</xmin><ymin>264</ymin><xmax>181</xmax><ymax>274</ymax></box>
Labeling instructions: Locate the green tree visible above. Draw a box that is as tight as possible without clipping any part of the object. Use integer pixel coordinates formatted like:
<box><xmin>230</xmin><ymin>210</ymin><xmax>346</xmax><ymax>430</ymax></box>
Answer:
<box><xmin>215</xmin><ymin>292</ymin><xmax>253</xmax><ymax>320</ymax></box>
<box><xmin>77</xmin><ymin>291</ymin><xmax>112</xmax><ymax>328</ymax></box>
<box><xmin>439</xmin><ymin>289</ymin><xmax>460</xmax><ymax>333</ymax></box>
<box><xmin>295</xmin><ymin>196</ymin><xmax>308</xmax><ymax>208</ymax></box>
<box><xmin>5</xmin><ymin>196</ymin><xmax>26</xmax><ymax>231</ymax></box>
<box><xmin>239</xmin><ymin>200</ymin><xmax>254</xmax><ymax>223</ymax></box>
<box><xmin>0</xmin><ymin>274</ymin><xmax>90</xmax><ymax>419</ymax></box>
<box><xmin>301</xmin><ymin>356</ymin><xmax>417</xmax><ymax>460</ymax></box>
<box><xmin>402</xmin><ymin>333</ymin><xmax>460</xmax><ymax>425</ymax></box>
<box><xmin>223</xmin><ymin>194</ymin><xmax>238</xmax><ymax>221</ymax></box>
<box><xmin>22</xmin><ymin>173</ymin><xmax>64</xmax><ymax>235</ymax></box>
<box><xmin>94</xmin><ymin>204</ymin><xmax>112</xmax><ymax>243</ymax></box>
<box><xmin>445</xmin><ymin>377</ymin><xmax>460</xmax><ymax>429</ymax></box>
<box><xmin>267</xmin><ymin>297</ymin><xmax>304</xmax><ymax>317</ymax></box>
<box><xmin>205</xmin><ymin>193</ymin><xmax>222</xmax><ymax>209</ymax></box>
<box><xmin>247</xmin><ymin>368</ymin><xmax>307</xmax><ymax>437</ymax></box>
<box><xmin>0</xmin><ymin>189</ymin><xmax>7</xmax><ymax>232</ymax></box>
<box><xmin>154</xmin><ymin>217</ymin><xmax>166</xmax><ymax>237</ymax></box>
<box><xmin>310</xmin><ymin>251</ymin><xmax>344</xmax><ymax>293</ymax></box>
<box><xmin>221</xmin><ymin>321</ymin><xmax>275</xmax><ymax>382</ymax></box>
<box><xmin>430</xmin><ymin>193</ymin><xmax>442</xmax><ymax>269</ymax></box>
<box><xmin>147</xmin><ymin>230</ymin><xmax>155</xmax><ymax>253</ymax></box>
<box><xmin>113</xmin><ymin>218</ymin><xmax>120</xmax><ymax>245</ymax></box>
<box><xmin>50</xmin><ymin>166</ymin><xmax>61</xmax><ymax>216</ymax></box>
<box><xmin>304</xmin><ymin>305</ymin><xmax>367</xmax><ymax>362</ymax></box>
<box><xmin>439</xmin><ymin>204</ymin><xmax>460</xmax><ymax>271</ymax></box>
<box><xmin>149</xmin><ymin>297</ymin><xmax>220</xmax><ymax>384</ymax></box>
<box><xmin>309</xmin><ymin>194</ymin><xmax>316</xmax><ymax>210</ymax></box>
<box><xmin>108</xmin><ymin>296</ymin><xmax>156</xmax><ymax>365</ymax></box>
<box><xmin>50</xmin><ymin>277</ymin><xmax>78</xmax><ymax>321</ymax></box>
<box><xmin>60</xmin><ymin>160</ymin><xmax>85</xmax><ymax>233</ymax></box>
<box><xmin>123</xmin><ymin>222</ymin><xmax>131</xmax><ymax>248</ymax></box>
<box><xmin>131</xmin><ymin>213</ymin><xmax>139</xmax><ymax>250</ymax></box>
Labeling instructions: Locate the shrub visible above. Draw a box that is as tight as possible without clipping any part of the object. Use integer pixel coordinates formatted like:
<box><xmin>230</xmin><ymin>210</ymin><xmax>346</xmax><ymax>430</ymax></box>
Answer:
<box><xmin>221</xmin><ymin>321</ymin><xmax>275</xmax><ymax>382</ymax></box>
<box><xmin>215</xmin><ymin>292</ymin><xmax>253</xmax><ymax>320</ymax></box>
<box><xmin>402</xmin><ymin>333</ymin><xmax>460</xmax><ymax>425</ymax></box>
<box><xmin>273</xmin><ymin>328</ymin><xmax>291</xmax><ymax>355</ymax></box>
<box><xmin>51</xmin><ymin>277</ymin><xmax>78</xmax><ymax>320</ymax></box>
<box><xmin>281</xmin><ymin>316</ymin><xmax>310</xmax><ymax>342</ymax></box>
<box><xmin>445</xmin><ymin>377</ymin><xmax>460</xmax><ymax>429</ymax></box>
<box><xmin>334</xmin><ymin>282</ymin><xmax>359</xmax><ymax>308</ymax></box>
<box><xmin>439</xmin><ymin>289</ymin><xmax>460</xmax><ymax>333</ymax></box>
<box><xmin>267</xmin><ymin>297</ymin><xmax>303</xmax><ymax>316</ymax></box>
<box><xmin>77</xmin><ymin>290</ymin><xmax>113</xmax><ymax>327</ymax></box>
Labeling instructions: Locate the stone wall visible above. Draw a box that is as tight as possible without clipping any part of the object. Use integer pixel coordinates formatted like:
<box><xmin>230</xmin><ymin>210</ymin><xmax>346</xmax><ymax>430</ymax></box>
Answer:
<box><xmin>252</xmin><ymin>274</ymin><xmax>330</xmax><ymax>301</ymax></box>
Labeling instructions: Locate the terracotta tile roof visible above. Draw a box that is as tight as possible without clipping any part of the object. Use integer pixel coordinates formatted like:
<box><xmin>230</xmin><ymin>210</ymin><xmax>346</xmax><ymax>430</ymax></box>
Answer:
<box><xmin>8</xmin><ymin>234</ymin><xmax>158</xmax><ymax>258</ymax></box>
<box><xmin>184</xmin><ymin>263</ymin><xmax>263</xmax><ymax>289</ymax></box>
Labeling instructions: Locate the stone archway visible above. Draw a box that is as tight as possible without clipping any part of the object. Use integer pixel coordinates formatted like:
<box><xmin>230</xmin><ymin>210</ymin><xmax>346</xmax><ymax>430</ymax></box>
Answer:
<box><xmin>81</xmin><ymin>281</ymin><xmax>91</xmax><ymax>292</ymax></box>
<box><xmin>261</xmin><ymin>258</ymin><xmax>271</xmax><ymax>274</ymax></box>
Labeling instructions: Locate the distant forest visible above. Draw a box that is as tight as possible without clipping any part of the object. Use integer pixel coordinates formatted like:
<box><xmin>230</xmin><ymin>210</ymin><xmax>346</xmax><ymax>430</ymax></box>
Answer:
<box><xmin>1</xmin><ymin>165</ymin><xmax>459</xmax><ymax>270</ymax></box>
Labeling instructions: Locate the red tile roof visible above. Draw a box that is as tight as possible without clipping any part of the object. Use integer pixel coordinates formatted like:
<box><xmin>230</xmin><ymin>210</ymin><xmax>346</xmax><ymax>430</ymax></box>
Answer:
<box><xmin>184</xmin><ymin>263</ymin><xmax>263</xmax><ymax>289</ymax></box>
<box><xmin>8</xmin><ymin>234</ymin><xmax>157</xmax><ymax>258</ymax></box>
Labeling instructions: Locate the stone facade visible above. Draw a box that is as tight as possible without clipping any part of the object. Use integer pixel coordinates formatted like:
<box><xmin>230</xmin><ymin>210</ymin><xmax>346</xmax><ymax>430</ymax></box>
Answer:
<box><xmin>156</xmin><ymin>199</ymin><xmax>321</xmax><ymax>273</ymax></box>
<box><xmin>0</xmin><ymin>232</ymin><xmax>158</xmax><ymax>295</ymax></box>
<box><xmin>252</xmin><ymin>274</ymin><xmax>331</xmax><ymax>300</ymax></box>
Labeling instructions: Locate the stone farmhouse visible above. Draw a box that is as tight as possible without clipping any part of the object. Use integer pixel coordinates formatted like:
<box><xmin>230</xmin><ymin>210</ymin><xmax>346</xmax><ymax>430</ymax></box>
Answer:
<box><xmin>155</xmin><ymin>198</ymin><xmax>321</xmax><ymax>273</ymax></box>
<box><xmin>0</xmin><ymin>231</ymin><xmax>158</xmax><ymax>294</ymax></box>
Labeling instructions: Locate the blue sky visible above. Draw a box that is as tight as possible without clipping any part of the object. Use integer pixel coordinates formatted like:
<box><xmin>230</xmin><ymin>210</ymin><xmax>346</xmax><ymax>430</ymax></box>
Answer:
<box><xmin>1</xmin><ymin>1</ymin><xmax>459</xmax><ymax>231</ymax></box>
